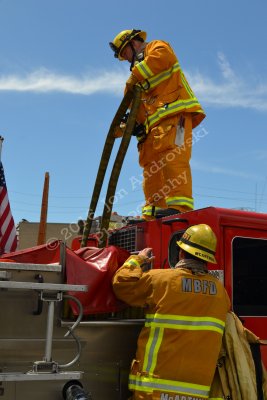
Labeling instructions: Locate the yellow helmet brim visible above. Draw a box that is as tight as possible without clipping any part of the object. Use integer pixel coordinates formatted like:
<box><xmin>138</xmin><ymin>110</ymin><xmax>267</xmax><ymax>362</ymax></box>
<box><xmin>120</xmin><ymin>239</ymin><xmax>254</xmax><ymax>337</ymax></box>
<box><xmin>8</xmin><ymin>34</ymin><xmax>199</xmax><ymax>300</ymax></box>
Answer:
<box><xmin>110</xmin><ymin>29</ymin><xmax>147</xmax><ymax>61</ymax></box>
<box><xmin>178</xmin><ymin>238</ymin><xmax>217</xmax><ymax>264</ymax></box>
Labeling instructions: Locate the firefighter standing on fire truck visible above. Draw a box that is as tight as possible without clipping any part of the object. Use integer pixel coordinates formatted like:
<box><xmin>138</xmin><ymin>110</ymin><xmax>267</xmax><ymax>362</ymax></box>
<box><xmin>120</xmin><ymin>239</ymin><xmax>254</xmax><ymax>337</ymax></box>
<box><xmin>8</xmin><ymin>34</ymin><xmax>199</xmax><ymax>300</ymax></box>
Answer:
<box><xmin>109</xmin><ymin>29</ymin><xmax>205</xmax><ymax>220</ymax></box>
<box><xmin>112</xmin><ymin>224</ymin><xmax>231</xmax><ymax>399</ymax></box>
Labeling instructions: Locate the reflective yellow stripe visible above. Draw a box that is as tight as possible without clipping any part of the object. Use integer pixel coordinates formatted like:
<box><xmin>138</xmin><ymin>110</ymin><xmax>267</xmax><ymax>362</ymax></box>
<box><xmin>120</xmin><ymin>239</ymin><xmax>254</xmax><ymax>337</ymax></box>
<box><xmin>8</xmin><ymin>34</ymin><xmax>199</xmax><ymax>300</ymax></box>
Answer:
<box><xmin>209</xmin><ymin>398</ymin><xmax>224</xmax><ymax>400</ymax></box>
<box><xmin>124</xmin><ymin>258</ymin><xmax>140</xmax><ymax>267</ymax></box>
<box><xmin>181</xmin><ymin>71</ymin><xmax>195</xmax><ymax>98</ymax></box>
<box><xmin>135</xmin><ymin>60</ymin><xmax>154</xmax><ymax>80</ymax></box>
<box><xmin>166</xmin><ymin>196</ymin><xmax>194</xmax><ymax>209</ymax></box>
<box><xmin>145</xmin><ymin>98</ymin><xmax>203</xmax><ymax>130</ymax></box>
<box><xmin>143</xmin><ymin>327</ymin><xmax>164</xmax><ymax>374</ymax></box>
<box><xmin>136</xmin><ymin>61</ymin><xmax>196</xmax><ymax>97</ymax></box>
<box><xmin>134</xmin><ymin>60</ymin><xmax>203</xmax><ymax>130</ymax></box>
<box><xmin>129</xmin><ymin>374</ymin><xmax>210</xmax><ymax>398</ymax></box>
<box><xmin>142</xmin><ymin>205</ymin><xmax>161</xmax><ymax>216</ymax></box>
<box><xmin>145</xmin><ymin>62</ymin><xmax>180</xmax><ymax>90</ymax></box>
<box><xmin>136</xmin><ymin>61</ymin><xmax>180</xmax><ymax>90</ymax></box>
<box><xmin>145</xmin><ymin>313</ymin><xmax>225</xmax><ymax>335</ymax></box>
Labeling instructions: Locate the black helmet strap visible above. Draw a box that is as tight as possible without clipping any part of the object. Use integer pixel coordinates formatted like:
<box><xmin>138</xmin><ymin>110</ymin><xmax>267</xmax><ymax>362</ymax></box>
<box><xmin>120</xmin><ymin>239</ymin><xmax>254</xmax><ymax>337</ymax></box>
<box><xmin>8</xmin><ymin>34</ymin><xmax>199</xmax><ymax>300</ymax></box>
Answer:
<box><xmin>129</xmin><ymin>42</ymin><xmax>137</xmax><ymax>71</ymax></box>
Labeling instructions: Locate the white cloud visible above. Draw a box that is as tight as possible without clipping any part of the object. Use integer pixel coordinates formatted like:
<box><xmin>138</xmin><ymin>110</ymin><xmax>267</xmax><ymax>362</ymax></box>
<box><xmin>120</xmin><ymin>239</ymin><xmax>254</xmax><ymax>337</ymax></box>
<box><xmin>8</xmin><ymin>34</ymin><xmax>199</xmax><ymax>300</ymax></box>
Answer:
<box><xmin>186</xmin><ymin>52</ymin><xmax>267</xmax><ymax>112</ymax></box>
<box><xmin>217</xmin><ymin>51</ymin><xmax>236</xmax><ymax>81</ymax></box>
<box><xmin>0</xmin><ymin>54</ymin><xmax>266</xmax><ymax>112</ymax></box>
<box><xmin>191</xmin><ymin>159</ymin><xmax>261</xmax><ymax>180</ymax></box>
<box><xmin>0</xmin><ymin>67</ymin><xmax>128</xmax><ymax>95</ymax></box>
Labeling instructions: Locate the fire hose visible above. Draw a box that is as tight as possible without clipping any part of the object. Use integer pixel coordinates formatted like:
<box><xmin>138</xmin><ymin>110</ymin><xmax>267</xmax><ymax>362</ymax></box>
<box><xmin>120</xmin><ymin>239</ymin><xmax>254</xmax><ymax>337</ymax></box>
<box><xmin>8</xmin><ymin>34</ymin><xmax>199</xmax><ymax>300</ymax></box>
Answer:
<box><xmin>81</xmin><ymin>86</ymin><xmax>141</xmax><ymax>248</ymax></box>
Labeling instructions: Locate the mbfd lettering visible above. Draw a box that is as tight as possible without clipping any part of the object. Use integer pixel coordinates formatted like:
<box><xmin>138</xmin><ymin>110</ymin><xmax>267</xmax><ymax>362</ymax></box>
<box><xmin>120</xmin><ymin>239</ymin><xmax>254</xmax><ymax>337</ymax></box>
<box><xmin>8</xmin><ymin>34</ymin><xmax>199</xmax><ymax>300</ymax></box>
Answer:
<box><xmin>182</xmin><ymin>277</ymin><xmax>217</xmax><ymax>295</ymax></box>
<box><xmin>160</xmin><ymin>394</ymin><xmax>203</xmax><ymax>400</ymax></box>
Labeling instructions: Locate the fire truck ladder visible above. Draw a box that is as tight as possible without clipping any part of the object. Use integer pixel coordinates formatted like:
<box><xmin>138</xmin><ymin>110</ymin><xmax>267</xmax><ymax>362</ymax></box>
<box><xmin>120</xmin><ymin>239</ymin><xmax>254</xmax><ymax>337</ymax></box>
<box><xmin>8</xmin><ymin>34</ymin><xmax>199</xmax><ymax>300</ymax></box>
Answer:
<box><xmin>0</xmin><ymin>260</ymin><xmax>88</xmax><ymax>383</ymax></box>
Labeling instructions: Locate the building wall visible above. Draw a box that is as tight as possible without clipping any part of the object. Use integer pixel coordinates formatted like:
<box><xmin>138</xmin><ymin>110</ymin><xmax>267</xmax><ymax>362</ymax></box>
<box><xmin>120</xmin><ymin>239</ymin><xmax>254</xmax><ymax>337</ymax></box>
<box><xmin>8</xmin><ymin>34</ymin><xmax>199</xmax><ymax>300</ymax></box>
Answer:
<box><xmin>17</xmin><ymin>212</ymin><xmax>126</xmax><ymax>250</ymax></box>
<box><xmin>17</xmin><ymin>221</ymin><xmax>81</xmax><ymax>250</ymax></box>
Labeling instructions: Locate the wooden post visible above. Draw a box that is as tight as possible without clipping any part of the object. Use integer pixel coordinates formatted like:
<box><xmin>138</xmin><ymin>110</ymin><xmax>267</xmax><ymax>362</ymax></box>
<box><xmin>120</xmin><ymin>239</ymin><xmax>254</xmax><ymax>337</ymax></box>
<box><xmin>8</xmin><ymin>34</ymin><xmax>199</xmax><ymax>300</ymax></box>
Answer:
<box><xmin>37</xmin><ymin>172</ymin><xmax>49</xmax><ymax>245</ymax></box>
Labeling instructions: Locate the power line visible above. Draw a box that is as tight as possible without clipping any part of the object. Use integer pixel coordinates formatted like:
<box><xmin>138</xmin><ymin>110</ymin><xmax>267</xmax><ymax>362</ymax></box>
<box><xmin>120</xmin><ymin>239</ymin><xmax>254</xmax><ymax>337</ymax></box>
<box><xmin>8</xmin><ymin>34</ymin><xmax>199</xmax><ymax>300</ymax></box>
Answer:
<box><xmin>11</xmin><ymin>200</ymin><xmax>88</xmax><ymax>209</ymax></box>
<box><xmin>12</xmin><ymin>191</ymin><xmax>267</xmax><ymax>213</ymax></box>
<box><xmin>10</xmin><ymin>183</ymin><xmax>267</xmax><ymax>199</ymax></box>
<box><xmin>10</xmin><ymin>190</ymin><xmax>90</xmax><ymax>199</ymax></box>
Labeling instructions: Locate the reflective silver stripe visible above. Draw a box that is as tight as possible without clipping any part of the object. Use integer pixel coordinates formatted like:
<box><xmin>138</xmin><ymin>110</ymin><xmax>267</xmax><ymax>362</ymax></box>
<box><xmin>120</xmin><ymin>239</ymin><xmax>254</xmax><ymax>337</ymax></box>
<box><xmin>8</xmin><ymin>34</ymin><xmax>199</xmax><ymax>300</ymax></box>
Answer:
<box><xmin>129</xmin><ymin>375</ymin><xmax>210</xmax><ymax>398</ymax></box>
<box><xmin>166</xmin><ymin>197</ymin><xmax>194</xmax><ymax>209</ymax></box>
<box><xmin>136</xmin><ymin>61</ymin><xmax>180</xmax><ymax>89</ymax></box>
<box><xmin>142</xmin><ymin>205</ymin><xmax>161</xmax><ymax>216</ymax></box>
<box><xmin>145</xmin><ymin>98</ymin><xmax>202</xmax><ymax>129</ymax></box>
<box><xmin>181</xmin><ymin>71</ymin><xmax>195</xmax><ymax>98</ymax></box>
<box><xmin>145</xmin><ymin>314</ymin><xmax>225</xmax><ymax>334</ymax></box>
<box><xmin>143</xmin><ymin>327</ymin><xmax>163</xmax><ymax>374</ymax></box>
<box><xmin>145</xmin><ymin>62</ymin><xmax>180</xmax><ymax>90</ymax></box>
<box><xmin>136</xmin><ymin>60</ymin><xmax>153</xmax><ymax>79</ymax></box>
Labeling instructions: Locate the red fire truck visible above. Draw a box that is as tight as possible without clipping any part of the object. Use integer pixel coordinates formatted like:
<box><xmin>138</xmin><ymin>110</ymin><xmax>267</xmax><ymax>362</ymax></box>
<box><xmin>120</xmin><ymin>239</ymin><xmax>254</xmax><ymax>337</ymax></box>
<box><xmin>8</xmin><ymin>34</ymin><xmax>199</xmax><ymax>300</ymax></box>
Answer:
<box><xmin>107</xmin><ymin>205</ymin><xmax>267</xmax><ymax>363</ymax></box>
<box><xmin>0</xmin><ymin>205</ymin><xmax>266</xmax><ymax>399</ymax></box>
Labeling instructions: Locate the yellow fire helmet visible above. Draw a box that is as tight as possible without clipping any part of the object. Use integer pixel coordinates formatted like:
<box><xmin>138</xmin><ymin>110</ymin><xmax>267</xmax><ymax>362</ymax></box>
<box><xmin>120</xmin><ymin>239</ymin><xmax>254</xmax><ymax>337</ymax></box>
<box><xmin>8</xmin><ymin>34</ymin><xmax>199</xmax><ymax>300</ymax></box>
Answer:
<box><xmin>109</xmin><ymin>29</ymin><xmax>147</xmax><ymax>60</ymax></box>
<box><xmin>177</xmin><ymin>224</ymin><xmax>217</xmax><ymax>264</ymax></box>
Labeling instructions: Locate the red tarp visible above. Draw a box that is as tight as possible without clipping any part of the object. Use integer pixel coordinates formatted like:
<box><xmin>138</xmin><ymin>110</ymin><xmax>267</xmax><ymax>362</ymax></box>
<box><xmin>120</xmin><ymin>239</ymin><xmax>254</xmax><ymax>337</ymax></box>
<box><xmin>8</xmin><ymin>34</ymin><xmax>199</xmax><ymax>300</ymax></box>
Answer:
<box><xmin>0</xmin><ymin>241</ymin><xmax>130</xmax><ymax>315</ymax></box>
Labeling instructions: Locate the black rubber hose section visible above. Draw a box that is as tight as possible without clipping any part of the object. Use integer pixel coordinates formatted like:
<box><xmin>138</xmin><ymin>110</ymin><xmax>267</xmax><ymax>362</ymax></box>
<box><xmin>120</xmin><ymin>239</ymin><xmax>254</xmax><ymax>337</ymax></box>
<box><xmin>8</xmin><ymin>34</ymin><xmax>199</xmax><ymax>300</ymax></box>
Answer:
<box><xmin>81</xmin><ymin>90</ymin><xmax>133</xmax><ymax>247</ymax></box>
<box><xmin>99</xmin><ymin>86</ymin><xmax>141</xmax><ymax>247</ymax></box>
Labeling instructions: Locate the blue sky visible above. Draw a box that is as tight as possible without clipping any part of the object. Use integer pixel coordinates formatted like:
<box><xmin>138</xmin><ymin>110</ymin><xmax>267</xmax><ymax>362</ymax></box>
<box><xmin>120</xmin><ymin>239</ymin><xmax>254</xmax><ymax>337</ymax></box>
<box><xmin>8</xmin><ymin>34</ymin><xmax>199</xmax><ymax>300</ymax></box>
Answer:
<box><xmin>0</xmin><ymin>0</ymin><xmax>267</xmax><ymax>224</ymax></box>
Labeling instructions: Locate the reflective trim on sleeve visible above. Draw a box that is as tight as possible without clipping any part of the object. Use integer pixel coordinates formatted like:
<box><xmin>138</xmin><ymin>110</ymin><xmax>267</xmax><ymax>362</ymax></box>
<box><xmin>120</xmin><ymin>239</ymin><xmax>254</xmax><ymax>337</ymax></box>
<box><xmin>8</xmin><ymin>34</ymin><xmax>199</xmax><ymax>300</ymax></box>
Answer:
<box><xmin>145</xmin><ymin>62</ymin><xmax>180</xmax><ymax>90</ymax></box>
<box><xmin>135</xmin><ymin>62</ymin><xmax>180</xmax><ymax>90</ymax></box>
<box><xmin>135</xmin><ymin>60</ymin><xmax>154</xmax><ymax>80</ymax></box>
<box><xmin>124</xmin><ymin>258</ymin><xmax>141</xmax><ymax>267</ymax></box>
<box><xmin>181</xmin><ymin>71</ymin><xmax>195</xmax><ymax>98</ymax></box>
<box><xmin>129</xmin><ymin>374</ymin><xmax>210</xmax><ymax>398</ymax></box>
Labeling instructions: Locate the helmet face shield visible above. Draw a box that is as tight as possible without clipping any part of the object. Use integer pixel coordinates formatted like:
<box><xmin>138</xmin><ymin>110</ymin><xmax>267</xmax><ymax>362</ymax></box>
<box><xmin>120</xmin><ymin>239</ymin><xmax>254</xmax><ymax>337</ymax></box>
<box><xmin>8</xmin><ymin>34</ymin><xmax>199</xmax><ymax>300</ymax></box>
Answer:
<box><xmin>109</xmin><ymin>42</ymin><xmax>119</xmax><ymax>58</ymax></box>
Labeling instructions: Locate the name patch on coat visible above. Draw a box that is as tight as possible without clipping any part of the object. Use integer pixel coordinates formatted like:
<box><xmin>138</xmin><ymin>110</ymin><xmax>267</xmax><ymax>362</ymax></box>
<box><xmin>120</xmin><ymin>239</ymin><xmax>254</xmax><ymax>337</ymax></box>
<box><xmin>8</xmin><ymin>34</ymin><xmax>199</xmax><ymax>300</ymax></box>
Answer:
<box><xmin>182</xmin><ymin>277</ymin><xmax>217</xmax><ymax>295</ymax></box>
<box><xmin>160</xmin><ymin>394</ymin><xmax>203</xmax><ymax>400</ymax></box>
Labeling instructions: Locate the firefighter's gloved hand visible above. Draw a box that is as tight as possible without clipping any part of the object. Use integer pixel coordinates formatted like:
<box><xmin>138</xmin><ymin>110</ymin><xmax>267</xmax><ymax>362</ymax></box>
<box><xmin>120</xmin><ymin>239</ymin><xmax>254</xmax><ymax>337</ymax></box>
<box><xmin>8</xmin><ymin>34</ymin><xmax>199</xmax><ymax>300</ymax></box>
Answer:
<box><xmin>138</xmin><ymin>248</ymin><xmax>155</xmax><ymax>271</ymax></box>
<box><xmin>125</xmin><ymin>73</ymin><xmax>138</xmax><ymax>91</ymax></box>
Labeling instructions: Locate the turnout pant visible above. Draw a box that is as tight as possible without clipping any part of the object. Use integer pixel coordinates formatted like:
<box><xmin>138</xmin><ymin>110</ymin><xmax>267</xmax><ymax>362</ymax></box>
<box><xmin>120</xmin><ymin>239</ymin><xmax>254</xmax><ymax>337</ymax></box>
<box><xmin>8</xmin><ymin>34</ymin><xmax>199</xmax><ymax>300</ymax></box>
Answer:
<box><xmin>138</xmin><ymin>113</ymin><xmax>193</xmax><ymax>218</ymax></box>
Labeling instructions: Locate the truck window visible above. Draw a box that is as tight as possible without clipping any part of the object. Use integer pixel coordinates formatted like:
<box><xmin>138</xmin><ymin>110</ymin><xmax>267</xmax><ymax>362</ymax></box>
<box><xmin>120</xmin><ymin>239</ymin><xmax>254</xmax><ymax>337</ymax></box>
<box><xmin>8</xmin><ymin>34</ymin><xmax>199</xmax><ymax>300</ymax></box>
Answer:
<box><xmin>168</xmin><ymin>231</ymin><xmax>184</xmax><ymax>268</ymax></box>
<box><xmin>233</xmin><ymin>237</ymin><xmax>267</xmax><ymax>316</ymax></box>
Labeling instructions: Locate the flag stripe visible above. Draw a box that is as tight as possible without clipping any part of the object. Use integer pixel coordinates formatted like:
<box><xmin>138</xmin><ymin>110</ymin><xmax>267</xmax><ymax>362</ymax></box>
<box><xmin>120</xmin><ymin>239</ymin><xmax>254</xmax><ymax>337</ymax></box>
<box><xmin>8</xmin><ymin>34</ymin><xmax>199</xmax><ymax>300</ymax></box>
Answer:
<box><xmin>0</xmin><ymin>191</ymin><xmax>12</xmax><ymax>226</ymax></box>
<box><xmin>0</xmin><ymin>162</ymin><xmax>17</xmax><ymax>254</ymax></box>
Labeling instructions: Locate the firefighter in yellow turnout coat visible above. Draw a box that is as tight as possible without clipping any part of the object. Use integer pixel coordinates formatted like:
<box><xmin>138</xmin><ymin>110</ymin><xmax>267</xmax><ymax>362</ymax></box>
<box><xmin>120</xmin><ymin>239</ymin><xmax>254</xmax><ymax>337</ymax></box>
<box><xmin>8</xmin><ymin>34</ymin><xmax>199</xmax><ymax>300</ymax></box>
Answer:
<box><xmin>110</xmin><ymin>29</ymin><xmax>205</xmax><ymax>219</ymax></box>
<box><xmin>112</xmin><ymin>224</ymin><xmax>231</xmax><ymax>400</ymax></box>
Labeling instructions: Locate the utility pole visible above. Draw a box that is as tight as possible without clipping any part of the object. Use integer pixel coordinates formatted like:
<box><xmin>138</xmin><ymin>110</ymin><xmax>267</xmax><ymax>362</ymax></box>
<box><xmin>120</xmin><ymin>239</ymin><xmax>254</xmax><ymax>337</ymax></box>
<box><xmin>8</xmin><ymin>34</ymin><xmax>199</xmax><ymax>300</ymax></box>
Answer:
<box><xmin>37</xmin><ymin>172</ymin><xmax>49</xmax><ymax>245</ymax></box>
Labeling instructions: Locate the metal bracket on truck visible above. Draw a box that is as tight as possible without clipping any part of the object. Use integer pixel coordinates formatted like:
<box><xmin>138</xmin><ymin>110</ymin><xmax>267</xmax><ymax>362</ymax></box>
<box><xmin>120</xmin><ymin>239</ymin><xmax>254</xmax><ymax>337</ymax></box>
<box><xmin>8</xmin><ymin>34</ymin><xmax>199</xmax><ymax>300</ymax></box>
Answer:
<box><xmin>0</xmin><ymin>261</ymin><xmax>88</xmax><ymax>383</ymax></box>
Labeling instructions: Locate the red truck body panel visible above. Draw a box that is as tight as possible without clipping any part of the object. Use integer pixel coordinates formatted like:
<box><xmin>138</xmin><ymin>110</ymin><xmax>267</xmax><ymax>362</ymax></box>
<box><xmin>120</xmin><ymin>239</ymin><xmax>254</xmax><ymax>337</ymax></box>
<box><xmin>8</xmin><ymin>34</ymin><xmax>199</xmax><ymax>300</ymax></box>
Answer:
<box><xmin>105</xmin><ymin>206</ymin><xmax>267</xmax><ymax>365</ymax></box>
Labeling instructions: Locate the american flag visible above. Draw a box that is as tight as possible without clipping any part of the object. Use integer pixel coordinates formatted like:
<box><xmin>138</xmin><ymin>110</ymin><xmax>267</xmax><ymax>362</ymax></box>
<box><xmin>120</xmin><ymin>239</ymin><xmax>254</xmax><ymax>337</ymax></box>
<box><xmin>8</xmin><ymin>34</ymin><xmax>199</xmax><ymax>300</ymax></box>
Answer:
<box><xmin>0</xmin><ymin>161</ymin><xmax>17</xmax><ymax>254</ymax></box>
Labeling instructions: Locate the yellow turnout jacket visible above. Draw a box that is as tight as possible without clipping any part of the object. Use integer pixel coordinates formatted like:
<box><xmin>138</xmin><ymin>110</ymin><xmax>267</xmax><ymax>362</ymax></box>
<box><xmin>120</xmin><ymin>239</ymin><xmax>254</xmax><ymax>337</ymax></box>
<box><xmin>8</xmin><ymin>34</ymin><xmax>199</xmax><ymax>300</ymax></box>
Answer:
<box><xmin>131</xmin><ymin>40</ymin><xmax>205</xmax><ymax>132</ymax></box>
<box><xmin>112</xmin><ymin>256</ymin><xmax>230</xmax><ymax>400</ymax></box>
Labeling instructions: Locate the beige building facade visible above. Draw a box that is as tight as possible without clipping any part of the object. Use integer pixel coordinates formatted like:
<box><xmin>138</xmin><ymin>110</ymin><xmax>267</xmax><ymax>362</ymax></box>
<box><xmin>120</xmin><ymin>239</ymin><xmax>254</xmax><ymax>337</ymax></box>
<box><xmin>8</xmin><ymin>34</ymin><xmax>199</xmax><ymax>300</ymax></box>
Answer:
<box><xmin>17</xmin><ymin>220</ymin><xmax>81</xmax><ymax>250</ymax></box>
<box><xmin>17</xmin><ymin>212</ymin><xmax>126</xmax><ymax>250</ymax></box>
